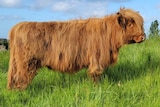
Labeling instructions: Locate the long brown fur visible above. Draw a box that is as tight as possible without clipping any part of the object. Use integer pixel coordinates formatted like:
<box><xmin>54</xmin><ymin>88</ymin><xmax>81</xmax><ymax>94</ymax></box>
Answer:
<box><xmin>7</xmin><ymin>8</ymin><xmax>145</xmax><ymax>90</ymax></box>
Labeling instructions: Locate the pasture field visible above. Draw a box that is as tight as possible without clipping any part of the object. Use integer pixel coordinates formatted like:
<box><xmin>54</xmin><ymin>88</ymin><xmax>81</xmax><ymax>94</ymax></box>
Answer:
<box><xmin>0</xmin><ymin>36</ymin><xmax>160</xmax><ymax>107</ymax></box>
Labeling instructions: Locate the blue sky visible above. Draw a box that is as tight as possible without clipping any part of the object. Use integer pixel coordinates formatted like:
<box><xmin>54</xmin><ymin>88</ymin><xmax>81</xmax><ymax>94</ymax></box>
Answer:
<box><xmin>0</xmin><ymin>0</ymin><xmax>160</xmax><ymax>39</ymax></box>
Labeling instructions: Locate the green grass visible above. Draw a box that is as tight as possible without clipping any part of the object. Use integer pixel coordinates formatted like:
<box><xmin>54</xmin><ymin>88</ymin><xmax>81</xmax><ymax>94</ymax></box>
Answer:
<box><xmin>0</xmin><ymin>37</ymin><xmax>160</xmax><ymax>107</ymax></box>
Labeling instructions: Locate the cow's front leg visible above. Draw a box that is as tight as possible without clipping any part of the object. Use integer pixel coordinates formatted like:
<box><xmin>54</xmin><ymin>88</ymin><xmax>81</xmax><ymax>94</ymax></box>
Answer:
<box><xmin>88</xmin><ymin>56</ymin><xmax>103</xmax><ymax>82</ymax></box>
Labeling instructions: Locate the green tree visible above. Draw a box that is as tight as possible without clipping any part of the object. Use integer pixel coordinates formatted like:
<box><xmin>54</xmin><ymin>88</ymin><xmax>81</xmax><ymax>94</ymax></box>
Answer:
<box><xmin>149</xmin><ymin>20</ymin><xmax>159</xmax><ymax>37</ymax></box>
<box><xmin>0</xmin><ymin>38</ymin><xmax>8</xmax><ymax>50</ymax></box>
<box><xmin>3</xmin><ymin>40</ymin><xmax>9</xmax><ymax>50</ymax></box>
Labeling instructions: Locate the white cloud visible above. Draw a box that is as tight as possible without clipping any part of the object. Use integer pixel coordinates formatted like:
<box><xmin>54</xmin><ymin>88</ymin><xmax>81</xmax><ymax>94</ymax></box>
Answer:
<box><xmin>87</xmin><ymin>0</ymin><xmax>131</xmax><ymax>2</ymax></box>
<box><xmin>0</xmin><ymin>0</ymin><xmax>22</xmax><ymax>8</ymax></box>
<box><xmin>108</xmin><ymin>0</ymin><xmax>131</xmax><ymax>2</ymax></box>
<box><xmin>0</xmin><ymin>0</ymin><xmax>131</xmax><ymax>19</ymax></box>
<box><xmin>82</xmin><ymin>2</ymin><xmax>107</xmax><ymax>17</ymax></box>
<box><xmin>0</xmin><ymin>15</ymin><xmax>24</xmax><ymax>20</ymax></box>
<box><xmin>29</xmin><ymin>0</ymin><xmax>53</xmax><ymax>10</ymax></box>
<box><xmin>0</xmin><ymin>0</ymin><xmax>119</xmax><ymax>17</ymax></box>
<box><xmin>51</xmin><ymin>1</ymin><xmax>107</xmax><ymax>18</ymax></box>
<box><xmin>52</xmin><ymin>1</ymin><xmax>76</xmax><ymax>11</ymax></box>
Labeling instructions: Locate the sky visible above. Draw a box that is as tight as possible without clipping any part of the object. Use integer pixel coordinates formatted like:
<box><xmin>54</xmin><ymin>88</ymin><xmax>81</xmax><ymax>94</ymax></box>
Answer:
<box><xmin>0</xmin><ymin>0</ymin><xmax>160</xmax><ymax>39</ymax></box>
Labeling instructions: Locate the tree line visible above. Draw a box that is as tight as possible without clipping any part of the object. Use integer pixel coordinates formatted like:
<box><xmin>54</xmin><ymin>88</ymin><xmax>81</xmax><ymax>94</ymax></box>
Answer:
<box><xmin>149</xmin><ymin>20</ymin><xmax>160</xmax><ymax>37</ymax></box>
<box><xmin>0</xmin><ymin>38</ymin><xmax>8</xmax><ymax>50</ymax></box>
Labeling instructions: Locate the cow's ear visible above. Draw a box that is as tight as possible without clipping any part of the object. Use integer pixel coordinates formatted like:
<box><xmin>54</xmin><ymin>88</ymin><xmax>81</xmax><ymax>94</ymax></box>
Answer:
<box><xmin>118</xmin><ymin>14</ymin><xmax>127</xmax><ymax>28</ymax></box>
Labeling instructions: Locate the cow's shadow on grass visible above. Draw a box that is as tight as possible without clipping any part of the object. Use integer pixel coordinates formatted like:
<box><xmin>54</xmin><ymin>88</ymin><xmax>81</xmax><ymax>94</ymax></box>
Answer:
<box><xmin>28</xmin><ymin>68</ymin><xmax>89</xmax><ymax>91</ymax></box>
<box><xmin>28</xmin><ymin>51</ymin><xmax>160</xmax><ymax>91</ymax></box>
<box><xmin>102</xmin><ymin>51</ymin><xmax>160</xmax><ymax>83</ymax></box>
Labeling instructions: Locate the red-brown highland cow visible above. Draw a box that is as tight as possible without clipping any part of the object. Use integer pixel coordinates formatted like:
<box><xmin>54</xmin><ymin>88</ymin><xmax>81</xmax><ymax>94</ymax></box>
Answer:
<box><xmin>7</xmin><ymin>8</ymin><xmax>145</xmax><ymax>90</ymax></box>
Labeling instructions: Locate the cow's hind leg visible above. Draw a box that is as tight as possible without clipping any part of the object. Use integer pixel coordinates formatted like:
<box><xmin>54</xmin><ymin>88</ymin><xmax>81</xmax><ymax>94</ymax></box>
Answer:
<box><xmin>7</xmin><ymin>57</ymin><xmax>41</xmax><ymax>90</ymax></box>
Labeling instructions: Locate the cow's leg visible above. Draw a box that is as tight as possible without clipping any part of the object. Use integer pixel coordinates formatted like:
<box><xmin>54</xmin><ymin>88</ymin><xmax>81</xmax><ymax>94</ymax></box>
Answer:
<box><xmin>7</xmin><ymin>57</ymin><xmax>41</xmax><ymax>90</ymax></box>
<box><xmin>88</xmin><ymin>56</ymin><xmax>103</xmax><ymax>82</ymax></box>
<box><xmin>7</xmin><ymin>58</ymin><xmax>29</xmax><ymax>90</ymax></box>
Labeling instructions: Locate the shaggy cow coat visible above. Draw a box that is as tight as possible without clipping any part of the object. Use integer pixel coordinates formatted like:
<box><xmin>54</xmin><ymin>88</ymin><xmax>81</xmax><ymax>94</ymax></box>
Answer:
<box><xmin>7</xmin><ymin>8</ymin><xmax>145</xmax><ymax>90</ymax></box>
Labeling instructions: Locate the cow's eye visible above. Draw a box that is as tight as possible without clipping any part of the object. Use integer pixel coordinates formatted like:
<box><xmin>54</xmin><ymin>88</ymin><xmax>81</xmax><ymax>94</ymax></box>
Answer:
<box><xmin>128</xmin><ymin>23</ymin><xmax>133</xmax><ymax>27</ymax></box>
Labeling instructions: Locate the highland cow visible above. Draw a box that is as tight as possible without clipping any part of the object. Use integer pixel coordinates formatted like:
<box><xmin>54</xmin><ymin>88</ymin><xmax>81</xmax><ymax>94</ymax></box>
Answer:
<box><xmin>7</xmin><ymin>8</ymin><xmax>145</xmax><ymax>90</ymax></box>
